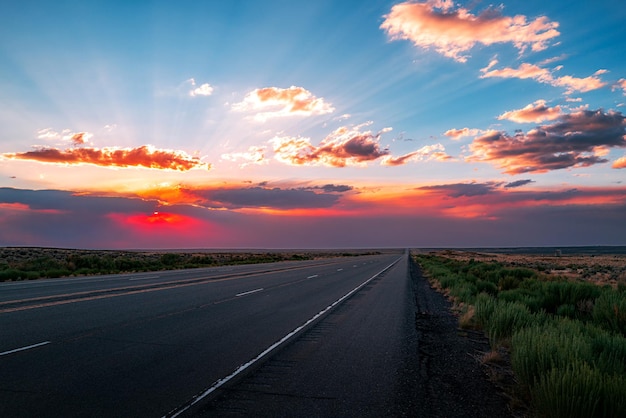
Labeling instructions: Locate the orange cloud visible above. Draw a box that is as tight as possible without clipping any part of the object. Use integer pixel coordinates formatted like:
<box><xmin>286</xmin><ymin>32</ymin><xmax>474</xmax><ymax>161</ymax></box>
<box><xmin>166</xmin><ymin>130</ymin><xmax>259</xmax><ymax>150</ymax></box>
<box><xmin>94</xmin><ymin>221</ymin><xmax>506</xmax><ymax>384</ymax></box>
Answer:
<box><xmin>498</xmin><ymin>100</ymin><xmax>563</xmax><ymax>123</ymax></box>
<box><xmin>380</xmin><ymin>1</ymin><xmax>559</xmax><ymax>63</ymax></box>
<box><xmin>613</xmin><ymin>156</ymin><xmax>626</xmax><ymax>169</ymax></box>
<box><xmin>232</xmin><ymin>86</ymin><xmax>334</xmax><ymax>121</ymax></box>
<box><xmin>468</xmin><ymin>108</ymin><xmax>626</xmax><ymax>174</ymax></box>
<box><xmin>481</xmin><ymin>61</ymin><xmax>607</xmax><ymax>94</ymax></box>
<box><xmin>270</xmin><ymin>124</ymin><xmax>450</xmax><ymax>167</ymax></box>
<box><xmin>3</xmin><ymin>145</ymin><xmax>211</xmax><ymax>171</ymax></box>
<box><xmin>444</xmin><ymin>127</ymin><xmax>484</xmax><ymax>140</ymax></box>
<box><xmin>70</xmin><ymin>132</ymin><xmax>88</xmax><ymax>145</ymax></box>
<box><xmin>271</xmin><ymin>124</ymin><xmax>389</xmax><ymax>167</ymax></box>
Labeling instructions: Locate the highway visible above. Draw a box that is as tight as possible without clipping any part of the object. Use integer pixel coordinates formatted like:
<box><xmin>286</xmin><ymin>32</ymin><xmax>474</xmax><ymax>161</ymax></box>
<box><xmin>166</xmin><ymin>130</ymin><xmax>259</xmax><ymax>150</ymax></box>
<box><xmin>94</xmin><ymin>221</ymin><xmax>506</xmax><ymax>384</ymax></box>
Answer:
<box><xmin>0</xmin><ymin>250</ymin><xmax>414</xmax><ymax>417</ymax></box>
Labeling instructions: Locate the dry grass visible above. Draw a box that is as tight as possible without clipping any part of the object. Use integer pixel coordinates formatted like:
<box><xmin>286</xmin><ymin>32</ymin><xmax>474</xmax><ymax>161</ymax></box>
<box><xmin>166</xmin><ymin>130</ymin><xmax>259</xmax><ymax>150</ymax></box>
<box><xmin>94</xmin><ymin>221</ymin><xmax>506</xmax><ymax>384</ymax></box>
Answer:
<box><xmin>431</xmin><ymin>249</ymin><xmax>626</xmax><ymax>288</ymax></box>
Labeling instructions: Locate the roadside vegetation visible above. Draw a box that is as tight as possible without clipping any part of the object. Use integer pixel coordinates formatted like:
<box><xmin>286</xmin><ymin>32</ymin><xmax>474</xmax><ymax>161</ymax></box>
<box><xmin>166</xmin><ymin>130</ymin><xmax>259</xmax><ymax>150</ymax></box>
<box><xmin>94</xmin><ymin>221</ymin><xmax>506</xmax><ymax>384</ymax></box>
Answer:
<box><xmin>415</xmin><ymin>253</ymin><xmax>626</xmax><ymax>418</ymax></box>
<box><xmin>0</xmin><ymin>247</ymin><xmax>378</xmax><ymax>281</ymax></box>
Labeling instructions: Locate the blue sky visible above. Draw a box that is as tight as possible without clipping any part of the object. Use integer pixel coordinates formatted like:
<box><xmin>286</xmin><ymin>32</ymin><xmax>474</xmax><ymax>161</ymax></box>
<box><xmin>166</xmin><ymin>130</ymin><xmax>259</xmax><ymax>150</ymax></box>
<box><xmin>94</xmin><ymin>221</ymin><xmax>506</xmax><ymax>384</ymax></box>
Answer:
<box><xmin>1</xmin><ymin>0</ymin><xmax>625</xmax><ymax>248</ymax></box>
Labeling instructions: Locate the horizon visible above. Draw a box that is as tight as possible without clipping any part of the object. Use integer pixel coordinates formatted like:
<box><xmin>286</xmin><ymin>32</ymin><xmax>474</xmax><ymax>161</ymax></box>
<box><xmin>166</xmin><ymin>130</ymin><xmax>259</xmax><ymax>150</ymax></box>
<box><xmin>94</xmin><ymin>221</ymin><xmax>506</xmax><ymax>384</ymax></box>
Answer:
<box><xmin>1</xmin><ymin>0</ymin><xmax>625</xmax><ymax>248</ymax></box>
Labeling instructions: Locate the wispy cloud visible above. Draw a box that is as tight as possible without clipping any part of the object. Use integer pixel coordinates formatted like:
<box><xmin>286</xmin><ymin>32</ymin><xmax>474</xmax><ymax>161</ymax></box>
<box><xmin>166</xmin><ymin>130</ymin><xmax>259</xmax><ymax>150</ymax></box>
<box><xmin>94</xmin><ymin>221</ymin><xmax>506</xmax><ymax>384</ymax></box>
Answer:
<box><xmin>3</xmin><ymin>145</ymin><xmax>211</xmax><ymax>171</ymax></box>
<box><xmin>444</xmin><ymin>127</ymin><xmax>487</xmax><ymax>140</ymax></box>
<box><xmin>187</xmin><ymin>78</ymin><xmax>214</xmax><ymax>97</ymax></box>
<box><xmin>232</xmin><ymin>86</ymin><xmax>334</xmax><ymax>122</ymax></box>
<box><xmin>380</xmin><ymin>144</ymin><xmax>451</xmax><ymax>166</ymax></box>
<box><xmin>498</xmin><ymin>100</ymin><xmax>563</xmax><ymax>123</ymax></box>
<box><xmin>221</xmin><ymin>146</ymin><xmax>267</xmax><ymax>167</ymax></box>
<box><xmin>380</xmin><ymin>0</ymin><xmax>559</xmax><ymax>63</ymax></box>
<box><xmin>481</xmin><ymin>60</ymin><xmax>607</xmax><ymax>94</ymax></box>
<box><xmin>504</xmin><ymin>179</ymin><xmax>535</xmax><ymax>188</ymax></box>
<box><xmin>36</xmin><ymin>128</ymin><xmax>94</xmax><ymax>145</ymax></box>
<box><xmin>468</xmin><ymin>108</ymin><xmax>626</xmax><ymax>174</ymax></box>
<box><xmin>615</xmin><ymin>78</ymin><xmax>626</xmax><ymax>96</ymax></box>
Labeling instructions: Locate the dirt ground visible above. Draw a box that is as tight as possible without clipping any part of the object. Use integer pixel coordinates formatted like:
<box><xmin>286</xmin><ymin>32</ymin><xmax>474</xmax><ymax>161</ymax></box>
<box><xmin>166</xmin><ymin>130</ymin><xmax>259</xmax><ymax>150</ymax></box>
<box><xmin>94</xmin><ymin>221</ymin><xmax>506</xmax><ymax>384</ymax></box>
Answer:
<box><xmin>407</xmin><ymin>257</ymin><xmax>517</xmax><ymax>417</ymax></box>
<box><xmin>427</xmin><ymin>249</ymin><xmax>626</xmax><ymax>288</ymax></box>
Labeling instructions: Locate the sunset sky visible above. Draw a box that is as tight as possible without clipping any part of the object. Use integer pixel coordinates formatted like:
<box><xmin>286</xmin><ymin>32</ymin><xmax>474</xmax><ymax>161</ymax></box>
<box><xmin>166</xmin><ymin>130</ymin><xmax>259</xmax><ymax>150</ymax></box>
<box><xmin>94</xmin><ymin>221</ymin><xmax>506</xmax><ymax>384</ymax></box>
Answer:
<box><xmin>1</xmin><ymin>0</ymin><xmax>625</xmax><ymax>249</ymax></box>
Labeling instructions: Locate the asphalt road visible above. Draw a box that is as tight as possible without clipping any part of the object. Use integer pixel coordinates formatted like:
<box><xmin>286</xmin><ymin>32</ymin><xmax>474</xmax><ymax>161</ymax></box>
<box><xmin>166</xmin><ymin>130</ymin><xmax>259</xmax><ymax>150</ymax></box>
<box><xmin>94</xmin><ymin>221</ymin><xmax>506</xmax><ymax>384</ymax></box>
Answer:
<box><xmin>0</xmin><ymin>251</ymin><xmax>410</xmax><ymax>417</ymax></box>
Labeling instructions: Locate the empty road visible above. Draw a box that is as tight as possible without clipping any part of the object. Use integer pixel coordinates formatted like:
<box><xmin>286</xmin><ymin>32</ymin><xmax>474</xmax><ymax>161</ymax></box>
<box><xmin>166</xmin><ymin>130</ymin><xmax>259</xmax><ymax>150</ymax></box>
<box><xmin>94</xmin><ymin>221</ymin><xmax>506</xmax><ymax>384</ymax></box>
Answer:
<box><xmin>1</xmin><ymin>250</ymin><xmax>416</xmax><ymax>417</ymax></box>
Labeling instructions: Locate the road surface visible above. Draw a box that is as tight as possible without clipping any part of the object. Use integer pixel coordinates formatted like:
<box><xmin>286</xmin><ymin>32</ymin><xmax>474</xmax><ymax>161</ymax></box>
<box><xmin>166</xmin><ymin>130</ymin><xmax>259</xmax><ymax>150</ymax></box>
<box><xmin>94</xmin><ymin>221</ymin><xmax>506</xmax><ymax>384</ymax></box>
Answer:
<box><xmin>1</xmin><ymin>251</ymin><xmax>415</xmax><ymax>417</ymax></box>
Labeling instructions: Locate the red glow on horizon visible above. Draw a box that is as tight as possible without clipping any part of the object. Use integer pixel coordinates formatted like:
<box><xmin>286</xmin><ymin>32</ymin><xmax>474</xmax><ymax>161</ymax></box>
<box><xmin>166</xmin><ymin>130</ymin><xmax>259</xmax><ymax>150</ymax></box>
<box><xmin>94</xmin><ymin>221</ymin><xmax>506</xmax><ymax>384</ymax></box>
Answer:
<box><xmin>109</xmin><ymin>211</ymin><xmax>207</xmax><ymax>234</ymax></box>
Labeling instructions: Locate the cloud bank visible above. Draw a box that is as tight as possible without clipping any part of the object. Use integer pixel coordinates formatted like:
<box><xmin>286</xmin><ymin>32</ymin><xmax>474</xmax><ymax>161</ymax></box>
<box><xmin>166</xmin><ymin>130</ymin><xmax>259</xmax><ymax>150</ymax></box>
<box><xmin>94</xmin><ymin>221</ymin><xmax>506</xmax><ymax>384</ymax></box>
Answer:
<box><xmin>468</xmin><ymin>108</ymin><xmax>626</xmax><ymax>174</ymax></box>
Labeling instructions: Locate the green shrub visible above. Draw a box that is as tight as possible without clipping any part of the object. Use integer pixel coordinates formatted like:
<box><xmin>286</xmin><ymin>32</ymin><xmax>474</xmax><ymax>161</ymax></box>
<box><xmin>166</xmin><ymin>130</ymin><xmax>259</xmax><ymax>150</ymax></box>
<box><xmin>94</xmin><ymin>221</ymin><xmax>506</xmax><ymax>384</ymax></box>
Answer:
<box><xmin>556</xmin><ymin>303</ymin><xmax>577</xmax><ymax>318</ymax></box>
<box><xmin>530</xmin><ymin>360</ymin><xmax>626</xmax><ymax>418</ymax></box>
<box><xmin>448</xmin><ymin>281</ymin><xmax>478</xmax><ymax>304</ymax></box>
<box><xmin>511</xmin><ymin>319</ymin><xmax>592</xmax><ymax>389</ymax></box>
<box><xmin>476</xmin><ymin>279</ymin><xmax>498</xmax><ymax>295</ymax></box>
<box><xmin>0</xmin><ymin>269</ymin><xmax>26</xmax><ymax>281</ymax></box>
<box><xmin>474</xmin><ymin>293</ymin><xmax>497</xmax><ymax>328</ymax></box>
<box><xmin>161</xmin><ymin>253</ymin><xmax>182</xmax><ymax>266</ymax></box>
<box><xmin>591</xmin><ymin>330</ymin><xmax>626</xmax><ymax>376</ymax></box>
<box><xmin>593</xmin><ymin>291</ymin><xmax>626</xmax><ymax>335</ymax></box>
<box><xmin>486</xmin><ymin>300</ymin><xmax>537</xmax><ymax>347</ymax></box>
<box><xmin>44</xmin><ymin>269</ymin><xmax>71</xmax><ymax>278</ymax></box>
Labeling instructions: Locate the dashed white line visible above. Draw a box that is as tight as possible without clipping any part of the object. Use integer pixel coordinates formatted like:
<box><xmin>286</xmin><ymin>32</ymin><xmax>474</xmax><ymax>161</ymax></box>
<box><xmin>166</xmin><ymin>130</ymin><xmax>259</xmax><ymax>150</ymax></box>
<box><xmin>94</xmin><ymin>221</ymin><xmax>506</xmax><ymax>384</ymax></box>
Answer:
<box><xmin>235</xmin><ymin>288</ymin><xmax>264</xmax><ymax>297</ymax></box>
<box><xmin>306</xmin><ymin>275</ymin><xmax>318</xmax><ymax>279</ymax></box>
<box><xmin>164</xmin><ymin>256</ymin><xmax>401</xmax><ymax>418</ymax></box>
<box><xmin>337</xmin><ymin>268</ymin><xmax>343</xmax><ymax>272</ymax></box>
<box><xmin>0</xmin><ymin>341</ymin><xmax>51</xmax><ymax>357</ymax></box>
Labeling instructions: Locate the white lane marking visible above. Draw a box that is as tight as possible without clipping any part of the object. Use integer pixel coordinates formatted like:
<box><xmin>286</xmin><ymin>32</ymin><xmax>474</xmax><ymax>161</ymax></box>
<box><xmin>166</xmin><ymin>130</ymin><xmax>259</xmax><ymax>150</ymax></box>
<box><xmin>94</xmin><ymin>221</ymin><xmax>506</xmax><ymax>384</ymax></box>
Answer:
<box><xmin>128</xmin><ymin>276</ymin><xmax>160</xmax><ymax>281</ymax></box>
<box><xmin>0</xmin><ymin>341</ymin><xmax>51</xmax><ymax>357</ymax></box>
<box><xmin>306</xmin><ymin>275</ymin><xmax>318</xmax><ymax>279</ymax></box>
<box><xmin>164</xmin><ymin>256</ymin><xmax>401</xmax><ymax>418</ymax></box>
<box><xmin>235</xmin><ymin>288</ymin><xmax>264</xmax><ymax>297</ymax></box>
<box><xmin>337</xmin><ymin>268</ymin><xmax>343</xmax><ymax>272</ymax></box>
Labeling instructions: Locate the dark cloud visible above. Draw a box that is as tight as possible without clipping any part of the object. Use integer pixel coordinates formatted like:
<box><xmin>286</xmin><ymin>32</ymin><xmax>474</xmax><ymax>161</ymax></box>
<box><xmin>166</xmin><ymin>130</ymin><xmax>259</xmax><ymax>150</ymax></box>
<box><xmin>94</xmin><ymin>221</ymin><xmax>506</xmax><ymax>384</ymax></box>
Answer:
<box><xmin>469</xmin><ymin>109</ymin><xmax>626</xmax><ymax>174</ymax></box>
<box><xmin>184</xmin><ymin>187</ymin><xmax>342</xmax><ymax>210</ymax></box>
<box><xmin>314</xmin><ymin>184</ymin><xmax>353</xmax><ymax>193</ymax></box>
<box><xmin>418</xmin><ymin>182</ymin><xmax>501</xmax><ymax>198</ymax></box>
<box><xmin>2</xmin><ymin>186</ymin><xmax>626</xmax><ymax>249</ymax></box>
<box><xmin>504</xmin><ymin>179</ymin><xmax>535</xmax><ymax>188</ymax></box>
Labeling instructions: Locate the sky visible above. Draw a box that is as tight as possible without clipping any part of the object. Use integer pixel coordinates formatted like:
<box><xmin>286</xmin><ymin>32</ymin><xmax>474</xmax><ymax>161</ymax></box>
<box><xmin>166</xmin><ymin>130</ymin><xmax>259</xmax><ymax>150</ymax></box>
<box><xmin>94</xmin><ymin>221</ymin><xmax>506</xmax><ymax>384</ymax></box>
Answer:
<box><xmin>1</xmin><ymin>0</ymin><xmax>625</xmax><ymax>249</ymax></box>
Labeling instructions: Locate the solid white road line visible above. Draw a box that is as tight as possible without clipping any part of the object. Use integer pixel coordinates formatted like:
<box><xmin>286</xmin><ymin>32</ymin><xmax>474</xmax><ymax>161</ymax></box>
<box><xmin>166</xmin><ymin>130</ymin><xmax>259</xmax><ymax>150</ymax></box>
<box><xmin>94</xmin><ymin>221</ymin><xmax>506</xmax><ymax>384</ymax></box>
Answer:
<box><xmin>235</xmin><ymin>288</ymin><xmax>264</xmax><ymax>297</ymax></box>
<box><xmin>164</xmin><ymin>256</ymin><xmax>402</xmax><ymax>418</ymax></box>
<box><xmin>0</xmin><ymin>341</ymin><xmax>51</xmax><ymax>357</ymax></box>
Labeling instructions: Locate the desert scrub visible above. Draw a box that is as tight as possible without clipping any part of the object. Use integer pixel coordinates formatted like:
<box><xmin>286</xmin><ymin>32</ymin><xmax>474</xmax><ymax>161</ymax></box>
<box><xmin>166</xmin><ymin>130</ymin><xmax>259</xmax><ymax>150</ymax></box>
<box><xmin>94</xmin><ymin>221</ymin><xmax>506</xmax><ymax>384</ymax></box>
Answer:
<box><xmin>511</xmin><ymin>319</ymin><xmax>626</xmax><ymax>417</ymax></box>
<box><xmin>593</xmin><ymin>290</ymin><xmax>626</xmax><ymax>335</ymax></box>
<box><xmin>415</xmin><ymin>254</ymin><xmax>626</xmax><ymax>417</ymax></box>
<box><xmin>473</xmin><ymin>294</ymin><xmax>545</xmax><ymax>346</ymax></box>
<box><xmin>530</xmin><ymin>361</ymin><xmax>626</xmax><ymax>418</ymax></box>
